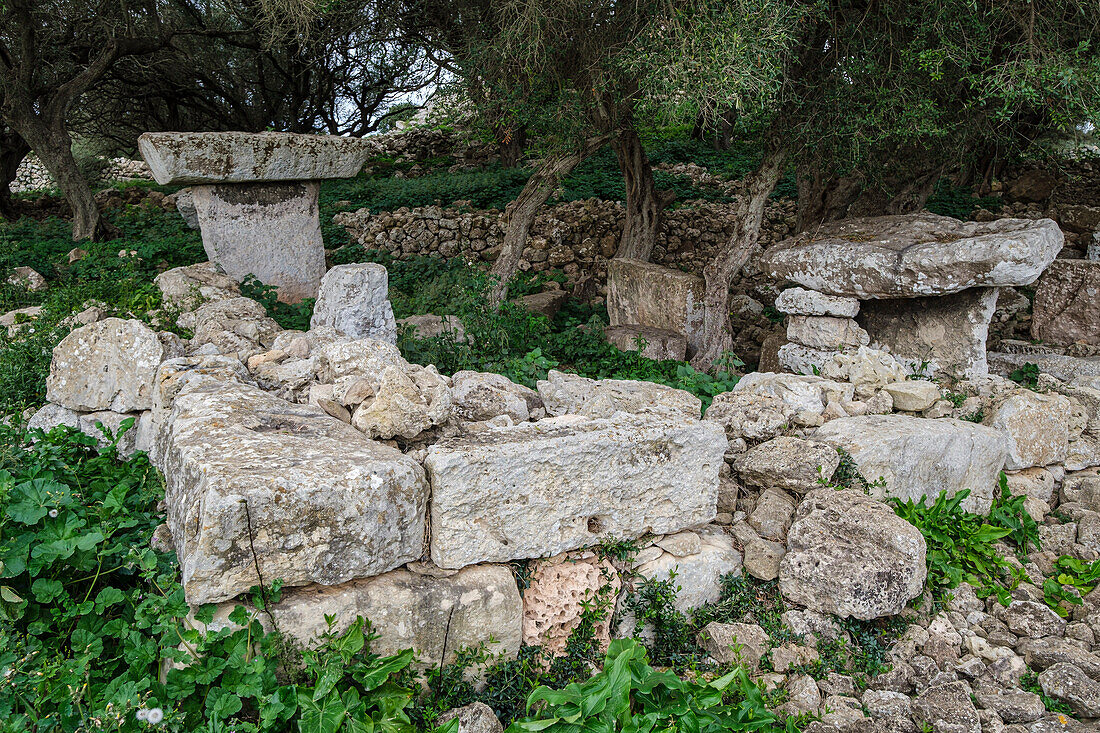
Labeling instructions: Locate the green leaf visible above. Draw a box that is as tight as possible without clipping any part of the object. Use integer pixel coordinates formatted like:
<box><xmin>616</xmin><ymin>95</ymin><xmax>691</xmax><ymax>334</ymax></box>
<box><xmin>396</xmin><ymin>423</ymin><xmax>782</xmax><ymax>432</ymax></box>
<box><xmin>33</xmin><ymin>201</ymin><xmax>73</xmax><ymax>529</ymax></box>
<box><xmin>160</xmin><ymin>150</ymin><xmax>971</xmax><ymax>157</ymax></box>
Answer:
<box><xmin>298</xmin><ymin>691</ymin><xmax>347</xmax><ymax>733</ymax></box>
<box><xmin>30</xmin><ymin>578</ymin><xmax>63</xmax><ymax>603</ymax></box>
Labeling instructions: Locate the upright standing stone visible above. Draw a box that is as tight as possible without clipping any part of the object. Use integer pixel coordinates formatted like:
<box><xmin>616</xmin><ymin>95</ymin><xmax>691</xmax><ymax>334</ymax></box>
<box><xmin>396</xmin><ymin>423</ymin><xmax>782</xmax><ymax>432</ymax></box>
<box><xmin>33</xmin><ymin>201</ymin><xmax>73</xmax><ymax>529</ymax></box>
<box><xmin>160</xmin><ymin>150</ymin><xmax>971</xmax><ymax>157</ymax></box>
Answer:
<box><xmin>606</xmin><ymin>259</ymin><xmax>706</xmax><ymax>357</ymax></box>
<box><xmin>139</xmin><ymin>132</ymin><xmax>372</xmax><ymax>303</ymax></box>
<box><xmin>1031</xmin><ymin>259</ymin><xmax>1100</xmax><ymax>347</ymax></box>
<box><xmin>310</xmin><ymin>263</ymin><xmax>397</xmax><ymax>342</ymax></box>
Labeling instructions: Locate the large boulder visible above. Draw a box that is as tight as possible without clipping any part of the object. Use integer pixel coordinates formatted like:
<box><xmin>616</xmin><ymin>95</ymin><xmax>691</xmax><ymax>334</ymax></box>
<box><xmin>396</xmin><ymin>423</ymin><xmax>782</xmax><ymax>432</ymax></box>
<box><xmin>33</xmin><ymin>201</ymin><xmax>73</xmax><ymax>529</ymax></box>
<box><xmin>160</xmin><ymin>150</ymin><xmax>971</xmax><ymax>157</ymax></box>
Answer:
<box><xmin>983</xmin><ymin>389</ymin><xmax>1074</xmax><ymax>470</ymax></box>
<box><xmin>158</xmin><ymin>379</ymin><xmax>428</xmax><ymax>604</ymax></box>
<box><xmin>310</xmin><ymin>263</ymin><xmax>397</xmax><ymax>342</ymax></box>
<box><xmin>537</xmin><ymin>369</ymin><xmax>701</xmax><ymax>420</ymax></box>
<box><xmin>606</xmin><ymin>259</ymin><xmax>705</xmax><ymax>357</ymax></box>
<box><xmin>778</xmin><ymin>488</ymin><xmax>927</xmax><ymax>620</ymax></box>
<box><xmin>138</xmin><ymin>131</ymin><xmax>372</xmax><ymax>184</ymax></box>
<box><xmin>760</xmin><ymin>213</ymin><xmax>1062</xmax><ymax>298</ymax></box>
<box><xmin>775</xmin><ymin>287</ymin><xmax>859</xmax><ymax>318</ymax></box>
<box><xmin>857</xmin><ymin>288</ymin><xmax>1000</xmax><ymax>379</ymax></box>
<box><xmin>451</xmin><ymin>370</ymin><xmax>541</xmax><ymax>423</ymax></box>
<box><xmin>46</xmin><ymin>318</ymin><xmax>167</xmax><ymax>413</ymax></box>
<box><xmin>1031</xmin><ymin>259</ymin><xmax>1100</xmax><ymax>347</ymax></box>
<box><xmin>425</xmin><ymin>414</ymin><xmax>727</xmax><ymax>568</ymax></box>
<box><xmin>813</xmin><ymin>415</ymin><xmax>1010</xmax><ymax>514</ymax></box>
<box><xmin>604</xmin><ymin>325</ymin><xmax>688</xmax><ymax>361</ymax></box>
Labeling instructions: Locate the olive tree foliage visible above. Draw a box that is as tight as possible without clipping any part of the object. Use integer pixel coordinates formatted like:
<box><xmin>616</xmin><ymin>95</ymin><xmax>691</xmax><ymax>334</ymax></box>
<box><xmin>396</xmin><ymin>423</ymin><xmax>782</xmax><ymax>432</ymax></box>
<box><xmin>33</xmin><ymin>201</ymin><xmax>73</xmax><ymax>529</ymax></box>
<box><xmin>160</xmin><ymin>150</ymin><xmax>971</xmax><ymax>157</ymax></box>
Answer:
<box><xmin>629</xmin><ymin>0</ymin><xmax>1100</xmax><ymax>368</ymax></box>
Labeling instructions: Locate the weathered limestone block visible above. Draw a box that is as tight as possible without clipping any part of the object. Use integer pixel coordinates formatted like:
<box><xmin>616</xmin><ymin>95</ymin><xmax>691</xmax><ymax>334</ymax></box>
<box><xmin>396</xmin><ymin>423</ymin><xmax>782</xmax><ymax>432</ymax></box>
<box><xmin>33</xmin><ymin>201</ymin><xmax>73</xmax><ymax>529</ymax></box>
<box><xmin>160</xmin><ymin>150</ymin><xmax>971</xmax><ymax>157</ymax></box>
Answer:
<box><xmin>46</xmin><ymin>318</ymin><xmax>166</xmax><ymax>412</ymax></box>
<box><xmin>1031</xmin><ymin>259</ymin><xmax>1100</xmax><ymax>346</ymax></box>
<box><xmin>786</xmin><ymin>316</ymin><xmax>870</xmax><ymax>350</ymax></box>
<box><xmin>183</xmin><ymin>297</ymin><xmax>282</xmax><ymax>359</ymax></box>
<box><xmin>606</xmin><ymin>258</ymin><xmax>705</xmax><ymax>356</ymax></box>
<box><xmin>704</xmin><ymin>391</ymin><xmax>793</xmax><ymax>441</ymax></box>
<box><xmin>858</xmin><ymin>288</ymin><xmax>1000</xmax><ymax>379</ymax></box>
<box><xmin>522</xmin><ymin>552</ymin><xmax>620</xmax><ymax>657</ymax></box>
<box><xmin>821</xmin><ymin>346</ymin><xmax>909</xmax><ymax>397</ymax></box>
<box><xmin>159</xmin><ymin>379</ymin><xmax>428</xmax><ymax>604</ymax></box>
<box><xmin>173</xmin><ymin>187</ymin><xmax>200</xmax><ymax>229</ymax></box>
<box><xmin>777</xmin><ymin>343</ymin><xmax>836</xmax><ymax>376</ymax></box>
<box><xmin>310</xmin><ymin>263</ymin><xmax>396</xmax><ymax>342</ymax></box>
<box><xmin>425</xmin><ymin>414</ymin><xmax>727</xmax><ymax>569</ymax></box>
<box><xmin>398</xmin><ymin>314</ymin><xmax>466</xmax><ymax>342</ymax></box>
<box><xmin>775</xmin><ymin>287</ymin><xmax>860</xmax><ymax>318</ymax></box>
<box><xmin>138</xmin><ymin>131</ymin><xmax>372</xmax><ymax>185</ymax></box>
<box><xmin>984</xmin><ymin>389</ymin><xmax>1074</xmax><ymax>470</ymax></box>
<box><xmin>191</xmin><ymin>182</ymin><xmax>327</xmax><ymax>303</ymax></box>
<box><xmin>451</xmin><ymin>371</ymin><xmax>541</xmax><ymax>423</ymax></box>
<box><xmin>988</xmin><ymin>352</ymin><xmax>1100</xmax><ymax>383</ymax></box>
<box><xmin>760</xmin><ymin>213</ymin><xmax>1062</xmax><ymax>298</ymax></box>
<box><xmin>351</xmin><ymin>364</ymin><xmax>452</xmax><ymax>440</ymax></box>
<box><xmin>537</xmin><ymin>369</ymin><xmax>701</xmax><ymax>420</ymax></box>
<box><xmin>813</xmin><ymin>415</ymin><xmax>1010</xmax><ymax>514</ymax></box>
<box><xmin>629</xmin><ymin>526</ymin><xmax>742</xmax><ymax>612</ymax></box>
<box><xmin>779</xmin><ymin>488</ymin><xmax>927</xmax><ymax>620</ymax></box>
<box><xmin>731</xmin><ymin>372</ymin><xmax>855</xmax><ymax>418</ymax></box>
<box><xmin>882</xmin><ymin>381</ymin><xmax>941</xmax><ymax>412</ymax></box>
<box><xmin>736</xmin><ymin>437</ymin><xmax>841</xmax><ymax>494</ymax></box>
<box><xmin>604</xmin><ymin>325</ymin><xmax>688</xmax><ymax>361</ymax></box>
<box><xmin>155</xmin><ymin>261</ymin><xmax>240</xmax><ymax>312</ymax></box>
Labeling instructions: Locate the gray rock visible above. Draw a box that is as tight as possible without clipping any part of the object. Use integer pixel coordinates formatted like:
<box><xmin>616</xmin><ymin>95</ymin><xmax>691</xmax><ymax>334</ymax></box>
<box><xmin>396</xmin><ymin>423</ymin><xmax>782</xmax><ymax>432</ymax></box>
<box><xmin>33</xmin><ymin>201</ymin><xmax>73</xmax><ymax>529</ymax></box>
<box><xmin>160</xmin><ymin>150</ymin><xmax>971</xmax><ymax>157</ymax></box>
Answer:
<box><xmin>537</xmin><ymin>369</ymin><xmax>701</xmax><ymax>420</ymax></box>
<box><xmin>451</xmin><ymin>371</ymin><xmax>541</xmax><ymax>423</ymax></box>
<box><xmin>438</xmin><ymin>703</ymin><xmax>505</xmax><ymax>733</ymax></box>
<box><xmin>771</xmin><ymin>643</ymin><xmax>819</xmax><ymax>672</ymax></box>
<box><xmin>173</xmin><ymin>187</ymin><xmax>200</xmax><ymax>229</ymax></box>
<box><xmin>631</xmin><ymin>526</ymin><xmax>741</xmax><ymax>612</ymax></box>
<box><xmin>779</xmin><ymin>488</ymin><xmax>927</xmax><ymax>620</ymax></box>
<box><xmin>704</xmin><ymin>391</ymin><xmax>793</xmax><ymax>441</ymax></box>
<box><xmin>158</xmin><ymin>379</ymin><xmax>428</xmax><ymax>604</ymax></box>
<box><xmin>1031</xmin><ymin>259</ymin><xmax>1100</xmax><ymax>347</ymax></box>
<box><xmin>974</xmin><ymin>687</ymin><xmax>1045</xmax><ymax>724</ymax></box>
<box><xmin>185</xmin><ymin>297</ymin><xmax>282</xmax><ymax>359</ymax></box>
<box><xmin>775</xmin><ymin>288</ymin><xmax>860</xmax><ymax>318</ymax></box>
<box><xmin>604</xmin><ymin>324</ymin><xmax>688</xmax><ymax>361</ymax></box>
<box><xmin>155</xmin><ymin>261</ymin><xmax>240</xmax><ymax>312</ymax></box>
<box><xmin>760</xmin><ymin>213</ymin><xmax>1062</xmax><ymax>298</ymax></box>
<box><xmin>606</xmin><ymin>258</ymin><xmax>705</xmax><ymax>357</ymax></box>
<box><xmin>697</xmin><ymin>621</ymin><xmax>769</xmax><ymax>669</ymax></box>
<box><xmin>743</xmin><ymin>538</ymin><xmax>785</xmax><ymax>581</ymax></box>
<box><xmin>787</xmin><ymin>316</ymin><xmax>870</xmax><ymax>350</ymax></box>
<box><xmin>1037</xmin><ymin>663</ymin><xmax>1100</xmax><ymax>718</ymax></box>
<box><xmin>399</xmin><ymin>314</ymin><xmax>466</xmax><ymax>342</ymax></box>
<box><xmin>862</xmin><ymin>690</ymin><xmax>911</xmax><ymax>719</ymax></box>
<box><xmin>747</xmin><ymin>487</ymin><xmax>797</xmax><ymax>542</ymax></box>
<box><xmin>1016</xmin><ymin>637</ymin><xmax>1100</xmax><ymax>679</ymax></box>
<box><xmin>912</xmin><ymin>681</ymin><xmax>980</xmax><ymax>733</ymax></box>
<box><xmin>882</xmin><ymin>381</ymin><xmax>941</xmax><ymax>412</ymax></box>
<box><xmin>1002</xmin><ymin>600</ymin><xmax>1067</xmax><ymax>639</ymax></box>
<box><xmin>985</xmin><ymin>390</ymin><xmax>1074</xmax><ymax>470</ymax></box>
<box><xmin>786</xmin><ymin>673</ymin><xmax>823</xmax><ymax>714</ymax></box>
<box><xmin>732</xmin><ymin>372</ymin><xmax>854</xmax><ymax>417</ymax></box>
<box><xmin>425</xmin><ymin>414</ymin><xmax>727</xmax><ymax>568</ymax></box>
<box><xmin>736</xmin><ymin>436</ymin><xmax>841</xmax><ymax>494</ymax></box>
<box><xmin>310</xmin><ymin>263</ymin><xmax>396</xmax><ymax>342</ymax></box>
<box><xmin>813</xmin><ymin>415</ymin><xmax>1010</xmax><ymax>514</ymax></box>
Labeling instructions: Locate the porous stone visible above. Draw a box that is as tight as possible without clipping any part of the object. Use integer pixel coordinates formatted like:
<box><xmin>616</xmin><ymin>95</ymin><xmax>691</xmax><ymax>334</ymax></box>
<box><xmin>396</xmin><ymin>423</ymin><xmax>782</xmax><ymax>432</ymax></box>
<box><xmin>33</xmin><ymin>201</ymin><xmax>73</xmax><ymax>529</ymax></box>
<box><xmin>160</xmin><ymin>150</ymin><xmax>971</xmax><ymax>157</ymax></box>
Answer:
<box><xmin>425</xmin><ymin>414</ymin><xmax>727</xmax><ymax>569</ymax></box>
<box><xmin>350</xmin><ymin>363</ymin><xmax>452</xmax><ymax>440</ymax></box>
<box><xmin>911</xmin><ymin>682</ymin><xmax>980</xmax><ymax>733</ymax></box>
<box><xmin>310</xmin><ymin>263</ymin><xmax>396</xmax><ymax>342</ymax></box>
<box><xmin>522</xmin><ymin>553</ymin><xmax>620</xmax><ymax>657</ymax></box>
<box><xmin>779</xmin><ymin>488</ymin><xmax>927</xmax><ymax>620</ymax></box>
<box><xmin>604</xmin><ymin>324</ymin><xmax>688</xmax><ymax>361</ymax></box>
<box><xmin>787</xmin><ymin>316</ymin><xmax>870</xmax><ymax>350</ymax></box>
<box><xmin>1031</xmin><ymin>259</ymin><xmax>1100</xmax><ymax>347</ymax></box>
<box><xmin>191</xmin><ymin>182</ymin><xmax>327</xmax><ymax>303</ymax></box>
<box><xmin>760</xmin><ymin>213</ymin><xmax>1062</xmax><ymax>298</ymax></box>
<box><xmin>858</xmin><ymin>288</ymin><xmax>1001</xmax><ymax>379</ymax></box>
<box><xmin>1002</xmin><ymin>600</ymin><xmax>1067</xmax><ymax>639</ymax></box>
<box><xmin>154</xmin><ymin>261</ymin><xmax>241</xmax><ymax>312</ymax></box>
<box><xmin>697</xmin><ymin>621</ymin><xmax>769</xmax><ymax>669</ymax></box>
<box><xmin>984</xmin><ymin>390</ymin><xmax>1074</xmax><ymax>470</ymax></box>
<box><xmin>46</xmin><ymin>318</ymin><xmax>166</xmax><ymax>412</ymax></box>
<box><xmin>775</xmin><ymin>287</ymin><xmax>860</xmax><ymax>318</ymax></box>
<box><xmin>813</xmin><ymin>415</ymin><xmax>1011</xmax><ymax>514</ymax></box>
<box><xmin>882</xmin><ymin>381</ymin><xmax>941</xmax><ymax>412</ymax></box>
<box><xmin>743</xmin><ymin>538</ymin><xmax>785</xmax><ymax>581</ymax></box>
<box><xmin>704</xmin><ymin>391</ymin><xmax>793</xmax><ymax>441</ymax></box>
<box><xmin>1037</xmin><ymin>663</ymin><xmax>1100</xmax><ymax>718</ymax></box>
<box><xmin>606</xmin><ymin>258</ymin><xmax>705</xmax><ymax>356</ymax></box>
<box><xmin>777</xmin><ymin>343</ymin><xmax>836</xmax><ymax>375</ymax></box>
<box><xmin>732</xmin><ymin>372</ymin><xmax>855</xmax><ymax>417</ymax></box>
<box><xmin>451</xmin><ymin>371</ymin><xmax>541</xmax><ymax>423</ymax></box>
<box><xmin>138</xmin><ymin>131</ymin><xmax>372</xmax><ymax>184</ymax></box>
<box><xmin>537</xmin><ymin>369</ymin><xmax>701</xmax><ymax>420</ymax></box>
<box><xmin>438</xmin><ymin>703</ymin><xmax>504</xmax><ymax>733</ymax></box>
<box><xmin>158</xmin><ymin>379</ymin><xmax>428</xmax><ymax>604</ymax></box>
<box><xmin>747</xmin><ymin>487</ymin><xmax>798</xmax><ymax>542</ymax></box>
<box><xmin>736</xmin><ymin>436</ymin><xmax>841</xmax><ymax>494</ymax></box>
<box><xmin>821</xmin><ymin>347</ymin><xmax>909</xmax><ymax>397</ymax></box>
<box><xmin>184</xmin><ymin>297</ymin><xmax>282</xmax><ymax>359</ymax></box>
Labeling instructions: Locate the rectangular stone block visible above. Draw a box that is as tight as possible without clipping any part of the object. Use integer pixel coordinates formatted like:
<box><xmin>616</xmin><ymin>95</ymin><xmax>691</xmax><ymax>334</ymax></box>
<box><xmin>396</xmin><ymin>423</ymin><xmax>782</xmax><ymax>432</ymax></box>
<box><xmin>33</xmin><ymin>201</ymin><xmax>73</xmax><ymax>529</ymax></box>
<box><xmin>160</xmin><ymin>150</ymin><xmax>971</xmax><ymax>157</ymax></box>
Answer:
<box><xmin>138</xmin><ymin>131</ymin><xmax>372</xmax><ymax>185</ymax></box>
<box><xmin>191</xmin><ymin>182</ymin><xmax>327</xmax><ymax>303</ymax></box>
<box><xmin>606</xmin><ymin>259</ymin><xmax>705</xmax><ymax>357</ymax></box>
<box><xmin>1031</xmin><ymin>259</ymin><xmax>1100</xmax><ymax>347</ymax></box>
<box><xmin>159</xmin><ymin>379</ymin><xmax>428</xmax><ymax>605</ymax></box>
<box><xmin>425</xmin><ymin>414</ymin><xmax>727</xmax><ymax>569</ymax></box>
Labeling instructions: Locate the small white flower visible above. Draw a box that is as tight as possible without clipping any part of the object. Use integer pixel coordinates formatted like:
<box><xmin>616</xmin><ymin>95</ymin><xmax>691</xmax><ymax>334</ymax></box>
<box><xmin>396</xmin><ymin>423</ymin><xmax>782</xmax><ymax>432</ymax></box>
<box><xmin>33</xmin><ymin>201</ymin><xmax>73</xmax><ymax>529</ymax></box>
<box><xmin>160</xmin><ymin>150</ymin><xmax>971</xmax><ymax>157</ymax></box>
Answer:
<box><xmin>135</xmin><ymin>709</ymin><xmax>148</xmax><ymax>722</ymax></box>
<box><xmin>146</xmin><ymin>708</ymin><xmax>164</xmax><ymax>725</ymax></box>
<box><xmin>48</xmin><ymin>509</ymin><xmax>59</xmax><ymax>518</ymax></box>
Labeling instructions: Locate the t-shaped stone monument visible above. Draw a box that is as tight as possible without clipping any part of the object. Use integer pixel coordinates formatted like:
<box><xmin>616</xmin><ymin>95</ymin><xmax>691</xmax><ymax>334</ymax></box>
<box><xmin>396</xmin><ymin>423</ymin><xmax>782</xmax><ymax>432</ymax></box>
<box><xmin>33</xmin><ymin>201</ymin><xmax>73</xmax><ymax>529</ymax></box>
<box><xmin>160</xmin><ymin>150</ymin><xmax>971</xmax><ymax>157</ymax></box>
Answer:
<box><xmin>138</xmin><ymin>131</ymin><xmax>372</xmax><ymax>302</ymax></box>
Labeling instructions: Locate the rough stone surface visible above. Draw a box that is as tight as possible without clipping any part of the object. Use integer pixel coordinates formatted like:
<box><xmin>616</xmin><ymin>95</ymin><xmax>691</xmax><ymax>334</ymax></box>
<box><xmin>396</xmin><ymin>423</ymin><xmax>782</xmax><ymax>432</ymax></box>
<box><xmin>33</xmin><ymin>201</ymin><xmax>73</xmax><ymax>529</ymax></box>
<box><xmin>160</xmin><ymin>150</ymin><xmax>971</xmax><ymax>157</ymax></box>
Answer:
<box><xmin>747</xmin><ymin>488</ymin><xmax>798</xmax><ymax>542</ymax></box>
<box><xmin>185</xmin><ymin>297</ymin><xmax>282</xmax><ymax>359</ymax></box>
<box><xmin>438</xmin><ymin>703</ymin><xmax>504</xmax><ymax>733</ymax></box>
<box><xmin>911</xmin><ymin>682</ymin><xmax>980</xmax><ymax>733</ymax></box>
<box><xmin>697</xmin><ymin>621</ymin><xmax>769</xmax><ymax>669</ymax></box>
<box><xmin>1031</xmin><ymin>259</ymin><xmax>1100</xmax><ymax>346</ymax></box>
<box><xmin>158</xmin><ymin>379</ymin><xmax>428</xmax><ymax>604</ymax></box>
<box><xmin>264</xmin><ymin>564</ymin><xmax>520</xmax><ymax>666</ymax></box>
<box><xmin>425</xmin><ymin>414</ymin><xmax>727</xmax><ymax>568</ymax></box>
<box><xmin>604</xmin><ymin>324</ymin><xmax>688</xmax><ymax>361</ymax></box>
<box><xmin>775</xmin><ymin>287</ymin><xmax>860</xmax><ymax>317</ymax></box>
<box><xmin>191</xmin><ymin>182</ymin><xmax>328</xmax><ymax>303</ymax></box>
<box><xmin>1002</xmin><ymin>600</ymin><xmax>1067</xmax><ymax>639</ymax></box>
<box><xmin>787</xmin><ymin>316</ymin><xmax>870</xmax><ymax>350</ymax></box>
<box><xmin>174</xmin><ymin>187</ymin><xmax>200</xmax><ymax>229</ymax></box>
<box><xmin>46</xmin><ymin>318</ymin><xmax>165</xmax><ymax>413</ymax></box>
<box><xmin>779</xmin><ymin>488</ymin><xmax>927</xmax><ymax>620</ymax></box>
<box><xmin>858</xmin><ymin>288</ymin><xmax>1000</xmax><ymax>379</ymax></box>
<box><xmin>398</xmin><ymin>314</ymin><xmax>466</xmax><ymax>342</ymax></box>
<box><xmin>537</xmin><ymin>369</ymin><xmax>701</xmax><ymax>420</ymax></box>
<box><xmin>732</xmin><ymin>372</ymin><xmax>855</xmax><ymax>418</ymax></box>
<box><xmin>606</xmin><ymin>258</ymin><xmax>705</xmax><ymax>357</ymax></box>
<box><xmin>704</xmin><ymin>391</ymin><xmax>793</xmax><ymax>441</ymax></box>
<box><xmin>882</xmin><ymin>381</ymin><xmax>941</xmax><ymax>412</ymax></box>
<box><xmin>310</xmin><ymin>263</ymin><xmax>396</xmax><ymax>342</ymax></box>
<box><xmin>984</xmin><ymin>390</ymin><xmax>1074</xmax><ymax>470</ymax></box>
<box><xmin>631</xmin><ymin>526</ymin><xmax>742</xmax><ymax>612</ymax></box>
<box><xmin>138</xmin><ymin>131</ymin><xmax>372</xmax><ymax>184</ymax></box>
<box><xmin>451</xmin><ymin>371</ymin><xmax>541</xmax><ymax>423</ymax></box>
<box><xmin>743</xmin><ymin>538</ymin><xmax>785</xmax><ymax>581</ymax></box>
<box><xmin>776</xmin><ymin>343</ymin><xmax>837</xmax><ymax>376</ymax></box>
<box><xmin>760</xmin><ymin>213</ymin><xmax>1062</xmax><ymax>298</ymax></box>
<box><xmin>154</xmin><ymin>261</ymin><xmax>240</xmax><ymax>312</ymax></box>
<box><xmin>522</xmin><ymin>552</ymin><xmax>620</xmax><ymax>657</ymax></box>
<box><xmin>351</xmin><ymin>363</ymin><xmax>452</xmax><ymax>440</ymax></box>
<box><xmin>988</xmin><ymin>352</ymin><xmax>1100</xmax><ymax>383</ymax></box>
<box><xmin>1037</xmin><ymin>663</ymin><xmax>1100</xmax><ymax>718</ymax></box>
<box><xmin>813</xmin><ymin>415</ymin><xmax>1011</xmax><ymax>514</ymax></box>
<box><xmin>736</xmin><ymin>437</ymin><xmax>841</xmax><ymax>494</ymax></box>
<box><xmin>821</xmin><ymin>347</ymin><xmax>909</xmax><ymax>397</ymax></box>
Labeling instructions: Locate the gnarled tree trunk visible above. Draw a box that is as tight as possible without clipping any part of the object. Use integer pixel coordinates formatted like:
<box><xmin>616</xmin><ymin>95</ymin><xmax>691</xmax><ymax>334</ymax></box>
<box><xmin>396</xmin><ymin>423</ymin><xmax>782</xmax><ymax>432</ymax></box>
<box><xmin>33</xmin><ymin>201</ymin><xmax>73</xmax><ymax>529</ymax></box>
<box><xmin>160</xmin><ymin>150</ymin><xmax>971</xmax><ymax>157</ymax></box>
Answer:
<box><xmin>489</xmin><ymin>134</ymin><xmax>611</xmax><ymax>305</ymax></box>
<box><xmin>0</xmin><ymin>129</ymin><xmax>29</xmax><ymax>220</ymax></box>
<box><xmin>612</xmin><ymin>125</ymin><xmax>674</xmax><ymax>261</ymax></box>
<box><xmin>498</xmin><ymin>124</ymin><xmax>527</xmax><ymax>169</ymax></box>
<box><xmin>692</xmin><ymin>142</ymin><xmax>787</xmax><ymax>370</ymax></box>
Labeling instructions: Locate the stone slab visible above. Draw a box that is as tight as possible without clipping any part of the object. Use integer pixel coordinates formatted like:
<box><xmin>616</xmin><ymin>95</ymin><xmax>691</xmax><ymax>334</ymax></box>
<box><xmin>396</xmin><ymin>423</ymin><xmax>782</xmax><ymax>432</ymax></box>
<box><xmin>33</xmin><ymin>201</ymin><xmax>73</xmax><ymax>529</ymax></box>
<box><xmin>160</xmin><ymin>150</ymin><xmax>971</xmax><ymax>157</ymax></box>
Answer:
<box><xmin>606</xmin><ymin>259</ymin><xmax>705</xmax><ymax>357</ymax></box>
